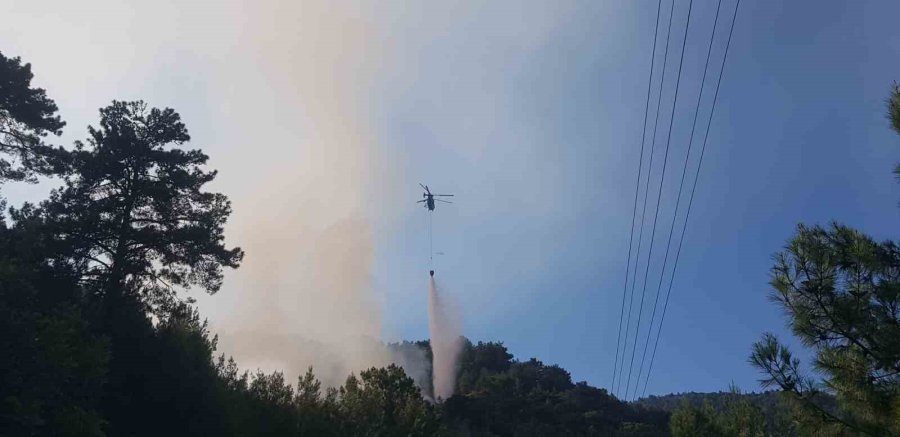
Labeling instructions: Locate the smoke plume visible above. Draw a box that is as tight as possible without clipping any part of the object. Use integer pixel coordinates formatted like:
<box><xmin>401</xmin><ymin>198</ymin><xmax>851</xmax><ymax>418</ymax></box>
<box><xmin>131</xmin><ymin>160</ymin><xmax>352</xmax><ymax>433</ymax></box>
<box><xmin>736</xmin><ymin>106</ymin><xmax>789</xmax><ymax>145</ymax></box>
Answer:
<box><xmin>192</xmin><ymin>0</ymin><xmax>406</xmax><ymax>388</ymax></box>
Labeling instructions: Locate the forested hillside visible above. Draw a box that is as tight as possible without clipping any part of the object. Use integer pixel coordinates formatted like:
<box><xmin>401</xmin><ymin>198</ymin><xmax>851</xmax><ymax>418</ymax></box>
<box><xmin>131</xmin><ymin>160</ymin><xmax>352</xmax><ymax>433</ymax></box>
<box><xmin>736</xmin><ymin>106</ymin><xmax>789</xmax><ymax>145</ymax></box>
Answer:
<box><xmin>639</xmin><ymin>390</ymin><xmax>782</xmax><ymax>413</ymax></box>
<box><xmin>639</xmin><ymin>391</ymin><xmax>802</xmax><ymax>436</ymax></box>
<box><xmin>443</xmin><ymin>340</ymin><xmax>671</xmax><ymax>435</ymax></box>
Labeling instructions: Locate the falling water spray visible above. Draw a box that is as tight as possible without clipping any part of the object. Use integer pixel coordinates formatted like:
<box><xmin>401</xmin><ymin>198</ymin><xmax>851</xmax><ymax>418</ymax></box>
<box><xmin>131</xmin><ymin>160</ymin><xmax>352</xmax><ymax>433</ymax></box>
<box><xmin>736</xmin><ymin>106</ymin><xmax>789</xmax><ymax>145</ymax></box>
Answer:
<box><xmin>428</xmin><ymin>276</ymin><xmax>463</xmax><ymax>400</ymax></box>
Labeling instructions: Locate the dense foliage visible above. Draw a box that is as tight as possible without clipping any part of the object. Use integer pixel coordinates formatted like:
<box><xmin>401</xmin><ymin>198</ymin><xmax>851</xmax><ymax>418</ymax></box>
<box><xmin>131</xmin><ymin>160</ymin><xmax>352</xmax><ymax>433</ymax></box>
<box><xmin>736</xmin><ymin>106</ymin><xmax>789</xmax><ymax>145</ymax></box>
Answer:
<box><xmin>641</xmin><ymin>390</ymin><xmax>828</xmax><ymax>436</ymax></box>
<box><xmin>748</xmin><ymin>224</ymin><xmax>900</xmax><ymax>436</ymax></box>
<box><xmin>0</xmin><ymin>211</ymin><xmax>108</xmax><ymax>436</ymax></box>
<box><xmin>0</xmin><ymin>50</ymin><xmax>66</xmax><ymax>183</ymax></box>
<box><xmin>667</xmin><ymin>392</ymin><xmax>768</xmax><ymax>437</ymax></box>
<box><xmin>445</xmin><ymin>340</ymin><xmax>669</xmax><ymax>436</ymax></box>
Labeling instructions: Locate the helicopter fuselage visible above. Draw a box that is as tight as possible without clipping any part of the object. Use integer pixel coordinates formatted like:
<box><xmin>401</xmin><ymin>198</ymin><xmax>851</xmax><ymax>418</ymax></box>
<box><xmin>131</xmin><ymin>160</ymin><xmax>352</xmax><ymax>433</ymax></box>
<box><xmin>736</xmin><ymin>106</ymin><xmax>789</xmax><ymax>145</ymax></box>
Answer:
<box><xmin>419</xmin><ymin>184</ymin><xmax>450</xmax><ymax>211</ymax></box>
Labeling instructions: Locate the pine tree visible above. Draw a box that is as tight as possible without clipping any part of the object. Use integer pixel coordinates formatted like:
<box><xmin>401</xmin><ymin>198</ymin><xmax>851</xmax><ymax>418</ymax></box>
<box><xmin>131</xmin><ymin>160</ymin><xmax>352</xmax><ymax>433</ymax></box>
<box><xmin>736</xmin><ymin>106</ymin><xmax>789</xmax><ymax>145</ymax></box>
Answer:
<box><xmin>750</xmin><ymin>224</ymin><xmax>900</xmax><ymax>436</ymax></box>
<box><xmin>0</xmin><ymin>51</ymin><xmax>66</xmax><ymax>184</ymax></box>
<box><xmin>36</xmin><ymin>101</ymin><xmax>243</xmax><ymax>315</ymax></box>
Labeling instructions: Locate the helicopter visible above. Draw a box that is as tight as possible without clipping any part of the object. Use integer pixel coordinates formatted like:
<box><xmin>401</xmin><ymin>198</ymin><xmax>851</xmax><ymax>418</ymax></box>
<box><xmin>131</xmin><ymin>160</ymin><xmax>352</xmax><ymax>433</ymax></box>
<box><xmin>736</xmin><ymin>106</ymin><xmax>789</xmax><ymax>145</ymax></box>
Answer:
<box><xmin>417</xmin><ymin>183</ymin><xmax>453</xmax><ymax>211</ymax></box>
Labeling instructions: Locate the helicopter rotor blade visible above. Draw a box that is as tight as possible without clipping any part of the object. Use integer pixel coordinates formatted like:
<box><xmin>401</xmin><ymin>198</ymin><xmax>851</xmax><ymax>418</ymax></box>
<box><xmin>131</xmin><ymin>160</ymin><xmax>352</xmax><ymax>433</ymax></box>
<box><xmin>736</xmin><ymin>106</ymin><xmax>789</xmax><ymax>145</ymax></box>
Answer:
<box><xmin>419</xmin><ymin>183</ymin><xmax>427</xmax><ymax>190</ymax></box>
<box><xmin>435</xmin><ymin>199</ymin><xmax>453</xmax><ymax>203</ymax></box>
<box><xmin>434</xmin><ymin>194</ymin><xmax>454</xmax><ymax>197</ymax></box>
<box><xmin>416</xmin><ymin>200</ymin><xmax>426</xmax><ymax>203</ymax></box>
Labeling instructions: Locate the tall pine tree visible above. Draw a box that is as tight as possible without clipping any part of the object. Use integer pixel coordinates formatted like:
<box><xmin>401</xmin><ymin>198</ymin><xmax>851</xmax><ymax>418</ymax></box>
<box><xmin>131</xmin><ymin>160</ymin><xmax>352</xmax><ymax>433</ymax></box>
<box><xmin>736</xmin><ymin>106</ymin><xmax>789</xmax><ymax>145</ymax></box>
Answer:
<box><xmin>38</xmin><ymin>101</ymin><xmax>243</xmax><ymax>315</ymax></box>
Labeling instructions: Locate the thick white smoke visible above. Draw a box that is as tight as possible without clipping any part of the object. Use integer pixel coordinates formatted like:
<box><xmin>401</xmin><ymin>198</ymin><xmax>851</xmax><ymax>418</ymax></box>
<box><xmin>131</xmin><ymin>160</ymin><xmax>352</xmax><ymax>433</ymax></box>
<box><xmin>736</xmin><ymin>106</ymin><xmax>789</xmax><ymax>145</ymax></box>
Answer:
<box><xmin>428</xmin><ymin>277</ymin><xmax>464</xmax><ymax>400</ymax></box>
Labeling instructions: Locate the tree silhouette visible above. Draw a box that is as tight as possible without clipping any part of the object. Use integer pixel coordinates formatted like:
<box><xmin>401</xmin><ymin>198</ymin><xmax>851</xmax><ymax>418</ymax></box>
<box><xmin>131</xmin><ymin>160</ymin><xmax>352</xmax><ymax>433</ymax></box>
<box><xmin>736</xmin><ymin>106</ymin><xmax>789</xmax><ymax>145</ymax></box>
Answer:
<box><xmin>0</xmin><ymin>206</ymin><xmax>109</xmax><ymax>436</ymax></box>
<box><xmin>0</xmin><ymin>51</ymin><xmax>66</xmax><ymax>184</ymax></box>
<box><xmin>37</xmin><ymin>101</ymin><xmax>243</xmax><ymax>315</ymax></box>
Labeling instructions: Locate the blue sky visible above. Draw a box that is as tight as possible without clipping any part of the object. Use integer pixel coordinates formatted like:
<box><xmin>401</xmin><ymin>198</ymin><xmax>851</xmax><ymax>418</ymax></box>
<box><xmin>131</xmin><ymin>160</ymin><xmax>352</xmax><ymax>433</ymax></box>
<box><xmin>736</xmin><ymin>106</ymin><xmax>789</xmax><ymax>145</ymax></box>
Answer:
<box><xmin>373</xmin><ymin>0</ymin><xmax>900</xmax><ymax>397</ymax></box>
<box><xmin>1</xmin><ymin>0</ymin><xmax>898</xmax><ymax>397</ymax></box>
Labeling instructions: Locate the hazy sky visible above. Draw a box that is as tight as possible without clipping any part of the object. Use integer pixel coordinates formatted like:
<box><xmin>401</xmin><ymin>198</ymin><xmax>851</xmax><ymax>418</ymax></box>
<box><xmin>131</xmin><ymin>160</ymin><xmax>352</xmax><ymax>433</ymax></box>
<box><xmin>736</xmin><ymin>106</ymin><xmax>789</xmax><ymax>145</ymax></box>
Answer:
<box><xmin>1</xmin><ymin>0</ymin><xmax>898</xmax><ymax>397</ymax></box>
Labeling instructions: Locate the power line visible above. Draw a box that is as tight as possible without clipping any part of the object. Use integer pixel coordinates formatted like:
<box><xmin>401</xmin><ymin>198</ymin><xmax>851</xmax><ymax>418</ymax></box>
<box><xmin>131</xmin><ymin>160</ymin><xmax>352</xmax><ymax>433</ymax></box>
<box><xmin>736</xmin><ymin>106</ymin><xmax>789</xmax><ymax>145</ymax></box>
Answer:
<box><xmin>640</xmin><ymin>0</ymin><xmax>741</xmax><ymax>398</ymax></box>
<box><xmin>633</xmin><ymin>0</ymin><xmax>724</xmax><ymax>401</ymax></box>
<box><xmin>611</xmin><ymin>0</ymin><xmax>663</xmax><ymax>394</ymax></box>
<box><xmin>617</xmin><ymin>0</ymin><xmax>677</xmax><ymax>398</ymax></box>
<box><xmin>624</xmin><ymin>0</ymin><xmax>695</xmax><ymax>402</ymax></box>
